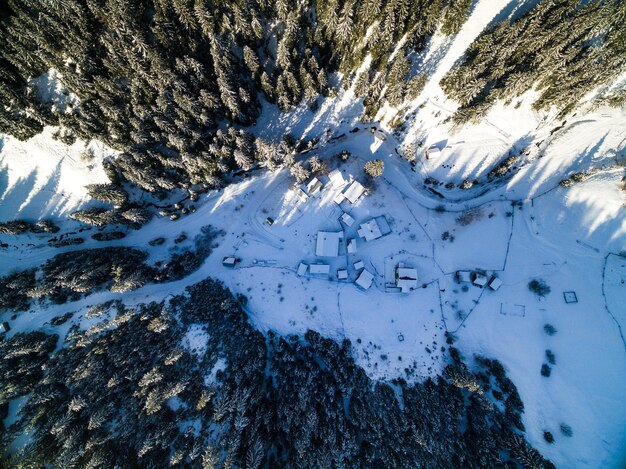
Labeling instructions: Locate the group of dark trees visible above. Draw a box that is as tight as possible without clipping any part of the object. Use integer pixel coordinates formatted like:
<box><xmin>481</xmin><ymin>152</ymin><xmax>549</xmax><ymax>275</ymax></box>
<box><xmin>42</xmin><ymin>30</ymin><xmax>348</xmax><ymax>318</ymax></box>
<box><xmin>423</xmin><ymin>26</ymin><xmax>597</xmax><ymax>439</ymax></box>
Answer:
<box><xmin>2</xmin><ymin>1</ymin><xmax>621</xmax><ymax>207</ymax></box>
<box><xmin>442</xmin><ymin>0</ymin><xmax>626</xmax><ymax>123</ymax></box>
<box><xmin>0</xmin><ymin>0</ymin><xmax>475</xmax><ymax>201</ymax></box>
<box><xmin>0</xmin><ymin>219</ymin><xmax>59</xmax><ymax>235</ymax></box>
<box><xmin>0</xmin><ymin>226</ymin><xmax>222</xmax><ymax>312</ymax></box>
<box><xmin>1</xmin><ymin>279</ymin><xmax>552</xmax><ymax>468</ymax></box>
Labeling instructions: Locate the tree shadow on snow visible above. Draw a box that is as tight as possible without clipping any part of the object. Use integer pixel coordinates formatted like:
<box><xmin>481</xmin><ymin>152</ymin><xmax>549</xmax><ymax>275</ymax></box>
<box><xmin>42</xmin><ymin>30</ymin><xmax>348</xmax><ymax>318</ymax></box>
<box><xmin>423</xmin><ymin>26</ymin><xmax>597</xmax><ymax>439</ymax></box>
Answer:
<box><xmin>15</xmin><ymin>159</ymin><xmax>66</xmax><ymax>220</ymax></box>
<box><xmin>0</xmin><ymin>167</ymin><xmax>38</xmax><ymax>221</ymax></box>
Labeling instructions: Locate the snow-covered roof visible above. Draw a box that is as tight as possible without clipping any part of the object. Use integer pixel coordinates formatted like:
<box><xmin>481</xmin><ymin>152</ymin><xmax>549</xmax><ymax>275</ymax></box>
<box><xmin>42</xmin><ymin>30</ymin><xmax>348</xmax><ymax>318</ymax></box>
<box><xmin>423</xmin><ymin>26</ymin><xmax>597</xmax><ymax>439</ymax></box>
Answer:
<box><xmin>222</xmin><ymin>256</ymin><xmax>236</xmax><ymax>266</ymax></box>
<box><xmin>355</xmin><ymin>269</ymin><xmax>374</xmax><ymax>290</ymax></box>
<box><xmin>343</xmin><ymin>180</ymin><xmax>365</xmax><ymax>204</ymax></box>
<box><xmin>396</xmin><ymin>267</ymin><xmax>418</xmax><ymax>293</ymax></box>
<box><xmin>316</xmin><ymin>231</ymin><xmax>343</xmax><ymax>257</ymax></box>
<box><xmin>296</xmin><ymin>187</ymin><xmax>309</xmax><ymax>201</ymax></box>
<box><xmin>353</xmin><ymin>260</ymin><xmax>365</xmax><ymax>270</ymax></box>
<box><xmin>488</xmin><ymin>276</ymin><xmax>502</xmax><ymax>291</ymax></box>
<box><xmin>297</xmin><ymin>262</ymin><xmax>308</xmax><ymax>276</ymax></box>
<box><xmin>333</xmin><ymin>192</ymin><xmax>345</xmax><ymax>204</ymax></box>
<box><xmin>327</xmin><ymin>169</ymin><xmax>346</xmax><ymax>189</ymax></box>
<box><xmin>358</xmin><ymin>219</ymin><xmax>382</xmax><ymax>241</ymax></box>
<box><xmin>306</xmin><ymin>177</ymin><xmax>322</xmax><ymax>195</ymax></box>
<box><xmin>347</xmin><ymin>238</ymin><xmax>357</xmax><ymax>254</ymax></box>
<box><xmin>473</xmin><ymin>274</ymin><xmax>488</xmax><ymax>287</ymax></box>
<box><xmin>0</xmin><ymin>322</ymin><xmax>9</xmax><ymax>333</ymax></box>
<box><xmin>427</xmin><ymin>145</ymin><xmax>442</xmax><ymax>158</ymax></box>
<box><xmin>457</xmin><ymin>270</ymin><xmax>472</xmax><ymax>283</ymax></box>
<box><xmin>337</xmin><ymin>269</ymin><xmax>348</xmax><ymax>280</ymax></box>
<box><xmin>309</xmin><ymin>264</ymin><xmax>330</xmax><ymax>275</ymax></box>
<box><xmin>340</xmin><ymin>212</ymin><xmax>355</xmax><ymax>227</ymax></box>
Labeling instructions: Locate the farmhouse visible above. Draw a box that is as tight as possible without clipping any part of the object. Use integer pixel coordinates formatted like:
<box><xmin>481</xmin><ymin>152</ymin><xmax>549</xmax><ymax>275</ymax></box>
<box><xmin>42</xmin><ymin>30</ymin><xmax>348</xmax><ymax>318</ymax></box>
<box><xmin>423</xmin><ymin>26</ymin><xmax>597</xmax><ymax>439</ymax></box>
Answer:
<box><xmin>333</xmin><ymin>192</ymin><xmax>346</xmax><ymax>204</ymax></box>
<box><xmin>456</xmin><ymin>270</ymin><xmax>472</xmax><ymax>283</ymax></box>
<box><xmin>357</xmin><ymin>216</ymin><xmax>391</xmax><ymax>242</ymax></box>
<box><xmin>426</xmin><ymin>144</ymin><xmax>442</xmax><ymax>159</ymax></box>
<box><xmin>296</xmin><ymin>187</ymin><xmax>309</xmax><ymax>202</ymax></box>
<box><xmin>327</xmin><ymin>169</ymin><xmax>346</xmax><ymax>189</ymax></box>
<box><xmin>310</xmin><ymin>264</ymin><xmax>330</xmax><ymax>275</ymax></box>
<box><xmin>306</xmin><ymin>177</ymin><xmax>323</xmax><ymax>196</ymax></box>
<box><xmin>347</xmin><ymin>238</ymin><xmax>357</xmax><ymax>254</ymax></box>
<box><xmin>396</xmin><ymin>264</ymin><xmax>418</xmax><ymax>293</ymax></box>
<box><xmin>222</xmin><ymin>256</ymin><xmax>237</xmax><ymax>267</ymax></box>
<box><xmin>316</xmin><ymin>231</ymin><xmax>343</xmax><ymax>257</ymax></box>
<box><xmin>340</xmin><ymin>212</ymin><xmax>355</xmax><ymax>227</ymax></box>
<box><xmin>355</xmin><ymin>269</ymin><xmax>374</xmax><ymax>290</ymax></box>
<box><xmin>473</xmin><ymin>273</ymin><xmax>488</xmax><ymax>287</ymax></box>
<box><xmin>297</xmin><ymin>263</ymin><xmax>308</xmax><ymax>276</ymax></box>
<box><xmin>342</xmin><ymin>180</ymin><xmax>366</xmax><ymax>204</ymax></box>
<box><xmin>488</xmin><ymin>276</ymin><xmax>503</xmax><ymax>291</ymax></box>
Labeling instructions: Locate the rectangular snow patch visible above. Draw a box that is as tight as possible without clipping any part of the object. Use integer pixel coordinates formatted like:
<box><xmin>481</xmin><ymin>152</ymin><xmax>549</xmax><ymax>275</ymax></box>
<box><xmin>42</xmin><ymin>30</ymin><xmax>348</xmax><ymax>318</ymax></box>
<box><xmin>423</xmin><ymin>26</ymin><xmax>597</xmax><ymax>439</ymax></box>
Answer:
<box><xmin>500</xmin><ymin>303</ymin><xmax>525</xmax><ymax>317</ymax></box>
<box><xmin>310</xmin><ymin>264</ymin><xmax>330</xmax><ymax>275</ymax></box>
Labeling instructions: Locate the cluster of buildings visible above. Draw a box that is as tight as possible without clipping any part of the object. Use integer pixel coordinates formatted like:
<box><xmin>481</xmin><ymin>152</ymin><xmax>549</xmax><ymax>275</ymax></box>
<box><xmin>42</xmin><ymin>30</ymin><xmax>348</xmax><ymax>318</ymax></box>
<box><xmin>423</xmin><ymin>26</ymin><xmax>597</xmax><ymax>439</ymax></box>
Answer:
<box><xmin>456</xmin><ymin>270</ymin><xmax>502</xmax><ymax>291</ymax></box>
<box><xmin>296</xmin><ymin>170</ymin><xmax>411</xmax><ymax>291</ymax></box>
<box><xmin>297</xmin><ymin>169</ymin><xmax>367</xmax><ymax>206</ymax></box>
<box><xmin>224</xmin><ymin>163</ymin><xmax>508</xmax><ymax>298</ymax></box>
<box><xmin>289</xmin><ymin>168</ymin><xmax>422</xmax><ymax>293</ymax></box>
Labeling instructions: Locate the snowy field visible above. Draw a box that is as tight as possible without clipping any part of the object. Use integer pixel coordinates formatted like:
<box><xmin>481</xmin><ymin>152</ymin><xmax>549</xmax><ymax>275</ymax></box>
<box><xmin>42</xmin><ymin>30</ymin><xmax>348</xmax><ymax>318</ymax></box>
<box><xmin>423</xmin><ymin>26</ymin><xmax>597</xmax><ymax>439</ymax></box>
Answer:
<box><xmin>2</xmin><ymin>107</ymin><xmax>625</xmax><ymax>466</ymax></box>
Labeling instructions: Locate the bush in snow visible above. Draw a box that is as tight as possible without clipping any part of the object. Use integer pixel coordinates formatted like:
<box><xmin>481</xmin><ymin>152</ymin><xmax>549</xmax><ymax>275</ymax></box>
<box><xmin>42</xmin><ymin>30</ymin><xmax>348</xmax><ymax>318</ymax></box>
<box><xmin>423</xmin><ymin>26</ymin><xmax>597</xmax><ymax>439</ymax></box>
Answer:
<box><xmin>0</xmin><ymin>219</ymin><xmax>59</xmax><ymax>235</ymax></box>
<box><xmin>544</xmin><ymin>324</ymin><xmax>557</xmax><ymax>335</ymax></box>
<box><xmin>289</xmin><ymin>161</ymin><xmax>310</xmax><ymax>183</ymax></box>
<box><xmin>364</xmin><ymin>159</ymin><xmax>385</xmax><ymax>178</ymax></box>
<box><xmin>528</xmin><ymin>279</ymin><xmax>551</xmax><ymax>297</ymax></box>
<box><xmin>560</xmin><ymin>423</ymin><xmax>573</xmax><ymax>437</ymax></box>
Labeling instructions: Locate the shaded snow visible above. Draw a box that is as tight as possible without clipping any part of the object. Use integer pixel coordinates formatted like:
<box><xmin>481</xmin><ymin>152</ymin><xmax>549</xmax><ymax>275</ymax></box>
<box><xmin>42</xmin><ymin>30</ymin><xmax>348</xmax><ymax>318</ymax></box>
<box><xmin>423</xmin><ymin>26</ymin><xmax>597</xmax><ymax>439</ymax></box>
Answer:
<box><xmin>181</xmin><ymin>324</ymin><xmax>210</xmax><ymax>357</ymax></box>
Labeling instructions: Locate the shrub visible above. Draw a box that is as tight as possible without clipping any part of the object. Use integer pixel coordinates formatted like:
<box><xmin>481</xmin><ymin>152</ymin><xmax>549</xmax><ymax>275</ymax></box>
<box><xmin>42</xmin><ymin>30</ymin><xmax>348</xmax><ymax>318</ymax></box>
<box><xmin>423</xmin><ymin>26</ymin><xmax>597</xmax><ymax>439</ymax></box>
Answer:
<box><xmin>456</xmin><ymin>208</ymin><xmax>483</xmax><ymax>226</ymax></box>
<box><xmin>488</xmin><ymin>156</ymin><xmax>519</xmax><ymax>180</ymax></box>
<box><xmin>545</xmin><ymin>350</ymin><xmax>556</xmax><ymax>365</ymax></box>
<box><xmin>560</xmin><ymin>423</ymin><xmax>573</xmax><ymax>437</ymax></box>
<box><xmin>543</xmin><ymin>431</ymin><xmax>554</xmax><ymax>443</ymax></box>
<box><xmin>528</xmin><ymin>279</ymin><xmax>551</xmax><ymax>297</ymax></box>
<box><xmin>544</xmin><ymin>324</ymin><xmax>557</xmax><ymax>335</ymax></box>
<box><xmin>364</xmin><ymin>159</ymin><xmax>385</xmax><ymax>178</ymax></box>
<box><xmin>92</xmin><ymin>231</ymin><xmax>126</xmax><ymax>241</ymax></box>
<box><xmin>541</xmin><ymin>364</ymin><xmax>551</xmax><ymax>377</ymax></box>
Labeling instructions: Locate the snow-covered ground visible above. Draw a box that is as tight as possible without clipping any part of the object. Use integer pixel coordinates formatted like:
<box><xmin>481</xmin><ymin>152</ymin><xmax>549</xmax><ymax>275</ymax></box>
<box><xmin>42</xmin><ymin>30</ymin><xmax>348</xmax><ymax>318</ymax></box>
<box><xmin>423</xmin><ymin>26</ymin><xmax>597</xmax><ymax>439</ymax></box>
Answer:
<box><xmin>0</xmin><ymin>127</ymin><xmax>109</xmax><ymax>223</ymax></box>
<box><xmin>2</xmin><ymin>111</ymin><xmax>624</xmax><ymax>466</ymax></box>
<box><xmin>1</xmin><ymin>0</ymin><xmax>625</xmax><ymax>465</ymax></box>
